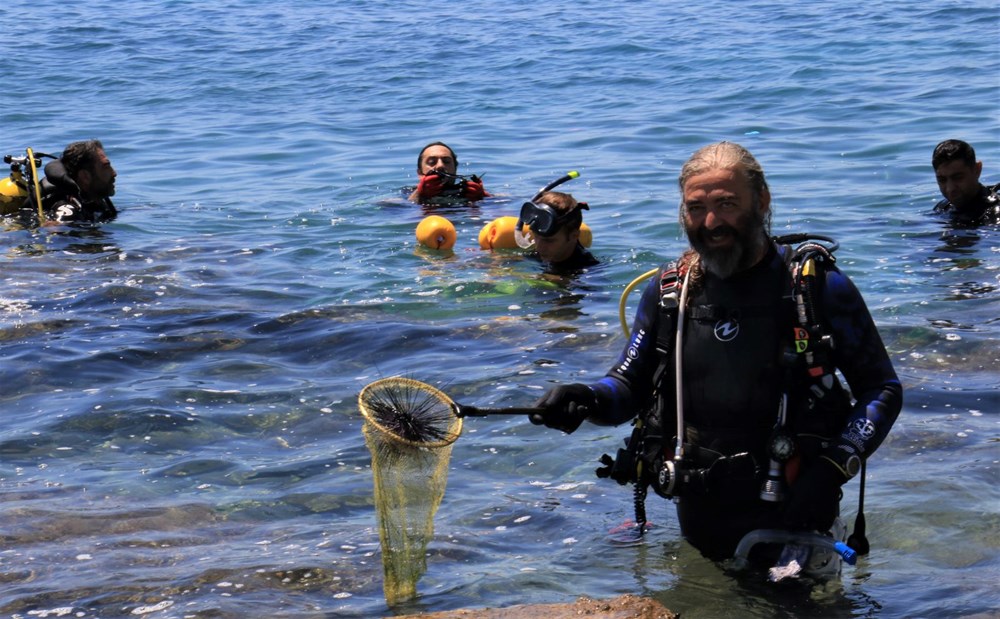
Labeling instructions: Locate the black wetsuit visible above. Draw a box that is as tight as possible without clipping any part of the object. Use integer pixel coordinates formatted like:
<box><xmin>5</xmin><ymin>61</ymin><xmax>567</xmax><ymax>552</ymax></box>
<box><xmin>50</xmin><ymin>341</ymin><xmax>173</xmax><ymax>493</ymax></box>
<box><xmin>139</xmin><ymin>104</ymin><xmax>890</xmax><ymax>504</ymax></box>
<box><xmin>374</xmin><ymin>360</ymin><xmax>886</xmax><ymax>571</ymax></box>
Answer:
<box><xmin>934</xmin><ymin>182</ymin><xmax>1000</xmax><ymax>226</ymax></box>
<box><xmin>531</xmin><ymin>243</ymin><xmax>600</xmax><ymax>273</ymax></box>
<box><xmin>45</xmin><ymin>194</ymin><xmax>117</xmax><ymax>224</ymax></box>
<box><xmin>588</xmin><ymin>242</ymin><xmax>902</xmax><ymax>559</ymax></box>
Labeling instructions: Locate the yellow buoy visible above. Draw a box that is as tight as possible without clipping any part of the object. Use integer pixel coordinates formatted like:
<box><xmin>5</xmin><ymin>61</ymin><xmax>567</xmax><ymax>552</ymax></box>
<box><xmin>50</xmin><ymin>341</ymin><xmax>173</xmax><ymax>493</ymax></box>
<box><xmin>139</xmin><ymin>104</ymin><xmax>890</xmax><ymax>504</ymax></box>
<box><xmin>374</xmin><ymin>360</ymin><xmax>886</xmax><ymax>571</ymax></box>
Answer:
<box><xmin>579</xmin><ymin>222</ymin><xmax>592</xmax><ymax>247</ymax></box>
<box><xmin>479</xmin><ymin>217</ymin><xmax>593</xmax><ymax>250</ymax></box>
<box><xmin>415</xmin><ymin>215</ymin><xmax>457</xmax><ymax>251</ymax></box>
<box><xmin>478</xmin><ymin>216</ymin><xmax>522</xmax><ymax>250</ymax></box>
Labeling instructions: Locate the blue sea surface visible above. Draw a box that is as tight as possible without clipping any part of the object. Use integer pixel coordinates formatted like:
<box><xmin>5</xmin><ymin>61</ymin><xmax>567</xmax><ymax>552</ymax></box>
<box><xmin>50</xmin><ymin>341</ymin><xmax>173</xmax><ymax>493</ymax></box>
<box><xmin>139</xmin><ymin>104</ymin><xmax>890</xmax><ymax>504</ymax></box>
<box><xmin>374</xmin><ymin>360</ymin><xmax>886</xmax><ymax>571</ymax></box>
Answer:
<box><xmin>2</xmin><ymin>1</ymin><xmax>999</xmax><ymax>618</ymax></box>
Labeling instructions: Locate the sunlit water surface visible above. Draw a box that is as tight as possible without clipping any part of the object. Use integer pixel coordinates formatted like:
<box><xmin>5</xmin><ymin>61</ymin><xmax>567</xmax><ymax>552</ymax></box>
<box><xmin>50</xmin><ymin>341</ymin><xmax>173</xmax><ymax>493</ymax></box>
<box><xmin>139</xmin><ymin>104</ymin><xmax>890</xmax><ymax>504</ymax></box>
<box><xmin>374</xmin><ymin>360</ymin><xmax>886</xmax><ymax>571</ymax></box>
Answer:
<box><xmin>2</xmin><ymin>2</ymin><xmax>998</xmax><ymax>618</ymax></box>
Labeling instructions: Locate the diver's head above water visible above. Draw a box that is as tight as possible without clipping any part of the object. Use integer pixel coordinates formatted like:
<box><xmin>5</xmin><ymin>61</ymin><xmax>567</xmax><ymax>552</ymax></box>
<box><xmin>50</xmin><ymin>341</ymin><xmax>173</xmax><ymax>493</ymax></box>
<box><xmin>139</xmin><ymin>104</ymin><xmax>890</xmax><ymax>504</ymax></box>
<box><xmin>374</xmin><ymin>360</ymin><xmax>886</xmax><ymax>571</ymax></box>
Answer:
<box><xmin>415</xmin><ymin>142</ymin><xmax>458</xmax><ymax>177</ymax></box>
<box><xmin>409</xmin><ymin>142</ymin><xmax>488</xmax><ymax>204</ymax></box>
<box><xmin>522</xmin><ymin>191</ymin><xmax>588</xmax><ymax>265</ymax></box>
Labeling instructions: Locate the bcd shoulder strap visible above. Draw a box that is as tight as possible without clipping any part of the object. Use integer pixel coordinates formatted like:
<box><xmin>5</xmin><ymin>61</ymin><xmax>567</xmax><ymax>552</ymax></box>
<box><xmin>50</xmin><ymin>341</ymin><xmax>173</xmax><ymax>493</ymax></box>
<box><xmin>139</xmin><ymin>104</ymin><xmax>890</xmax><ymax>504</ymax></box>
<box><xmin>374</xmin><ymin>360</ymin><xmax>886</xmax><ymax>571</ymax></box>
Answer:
<box><xmin>779</xmin><ymin>236</ymin><xmax>839</xmax><ymax>395</ymax></box>
<box><xmin>652</xmin><ymin>262</ymin><xmax>683</xmax><ymax>388</ymax></box>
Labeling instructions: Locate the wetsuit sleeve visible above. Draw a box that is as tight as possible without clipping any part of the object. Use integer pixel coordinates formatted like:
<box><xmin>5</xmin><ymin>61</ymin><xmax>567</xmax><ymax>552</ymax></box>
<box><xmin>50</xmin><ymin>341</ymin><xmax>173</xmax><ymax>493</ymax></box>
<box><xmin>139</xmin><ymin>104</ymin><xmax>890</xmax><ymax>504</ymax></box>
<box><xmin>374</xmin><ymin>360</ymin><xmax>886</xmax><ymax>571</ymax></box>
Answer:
<box><xmin>823</xmin><ymin>266</ymin><xmax>903</xmax><ymax>472</ymax></box>
<box><xmin>589</xmin><ymin>271</ymin><xmax>664</xmax><ymax>426</ymax></box>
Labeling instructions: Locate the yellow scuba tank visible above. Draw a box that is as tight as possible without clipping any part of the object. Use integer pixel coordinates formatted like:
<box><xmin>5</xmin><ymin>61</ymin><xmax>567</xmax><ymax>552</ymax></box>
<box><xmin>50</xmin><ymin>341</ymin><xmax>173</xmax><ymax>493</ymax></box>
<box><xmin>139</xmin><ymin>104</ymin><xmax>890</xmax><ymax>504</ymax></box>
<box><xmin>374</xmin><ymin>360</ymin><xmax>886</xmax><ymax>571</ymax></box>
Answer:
<box><xmin>2</xmin><ymin>148</ymin><xmax>49</xmax><ymax>219</ymax></box>
<box><xmin>0</xmin><ymin>160</ymin><xmax>29</xmax><ymax>216</ymax></box>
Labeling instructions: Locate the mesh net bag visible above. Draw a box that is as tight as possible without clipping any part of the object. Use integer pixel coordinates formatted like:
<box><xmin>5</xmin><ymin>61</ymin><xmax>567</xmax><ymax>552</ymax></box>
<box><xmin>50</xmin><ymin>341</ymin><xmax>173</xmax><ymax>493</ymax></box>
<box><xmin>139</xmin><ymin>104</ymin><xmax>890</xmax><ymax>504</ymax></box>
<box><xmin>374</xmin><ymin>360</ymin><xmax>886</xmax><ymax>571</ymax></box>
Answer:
<box><xmin>359</xmin><ymin>377</ymin><xmax>463</xmax><ymax>604</ymax></box>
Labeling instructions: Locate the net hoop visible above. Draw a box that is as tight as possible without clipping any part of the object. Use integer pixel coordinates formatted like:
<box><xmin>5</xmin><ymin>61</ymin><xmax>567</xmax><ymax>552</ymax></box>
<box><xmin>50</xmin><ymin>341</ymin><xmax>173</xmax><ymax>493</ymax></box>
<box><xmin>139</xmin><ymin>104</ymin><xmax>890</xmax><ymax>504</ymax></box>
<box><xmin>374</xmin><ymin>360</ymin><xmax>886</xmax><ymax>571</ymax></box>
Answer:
<box><xmin>359</xmin><ymin>377</ymin><xmax>464</xmax><ymax>449</ymax></box>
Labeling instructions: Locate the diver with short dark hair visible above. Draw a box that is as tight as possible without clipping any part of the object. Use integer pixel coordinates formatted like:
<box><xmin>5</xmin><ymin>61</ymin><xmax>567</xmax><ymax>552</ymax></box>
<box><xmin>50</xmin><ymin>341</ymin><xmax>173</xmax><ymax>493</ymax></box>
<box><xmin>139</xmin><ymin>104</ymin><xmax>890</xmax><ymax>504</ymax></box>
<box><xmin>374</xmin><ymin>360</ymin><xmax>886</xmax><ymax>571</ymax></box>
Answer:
<box><xmin>408</xmin><ymin>142</ymin><xmax>489</xmax><ymax>205</ymax></box>
<box><xmin>40</xmin><ymin>139</ymin><xmax>118</xmax><ymax>224</ymax></box>
<box><xmin>931</xmin><ymin>139</ymin><xmax>998</xmax><ymax>226</ymax></box>
<box><xmin>520</xmin><ymin>190</ymin><xmax>598</xmax><ymax>272</ymax></box>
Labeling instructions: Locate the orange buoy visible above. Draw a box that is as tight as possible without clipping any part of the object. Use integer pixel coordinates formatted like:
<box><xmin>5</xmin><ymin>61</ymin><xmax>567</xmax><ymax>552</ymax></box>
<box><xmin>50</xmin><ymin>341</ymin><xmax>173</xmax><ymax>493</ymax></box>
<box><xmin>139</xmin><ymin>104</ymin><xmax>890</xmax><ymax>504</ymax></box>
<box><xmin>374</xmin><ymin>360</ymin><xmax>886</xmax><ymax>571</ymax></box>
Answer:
<box><xmin>416</xmin><ymin>215</ymin><xmax>457</xmax><ymax>250</ymax></box>
<box><xmin>478</xmin><ymin>216</ymin><xmax>522</xmax><ymax>250</ymax></box>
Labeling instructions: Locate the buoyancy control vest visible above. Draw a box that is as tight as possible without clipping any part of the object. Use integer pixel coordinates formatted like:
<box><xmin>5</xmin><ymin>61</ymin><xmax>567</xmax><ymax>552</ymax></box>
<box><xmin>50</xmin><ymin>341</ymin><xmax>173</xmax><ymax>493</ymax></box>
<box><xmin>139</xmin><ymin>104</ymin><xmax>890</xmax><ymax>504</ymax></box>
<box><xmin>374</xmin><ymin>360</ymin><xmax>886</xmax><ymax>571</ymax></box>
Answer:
<box><xmin>598</xmin><ymin>234</ymin><xmax>852</xmax><ymax>502</ymax></box>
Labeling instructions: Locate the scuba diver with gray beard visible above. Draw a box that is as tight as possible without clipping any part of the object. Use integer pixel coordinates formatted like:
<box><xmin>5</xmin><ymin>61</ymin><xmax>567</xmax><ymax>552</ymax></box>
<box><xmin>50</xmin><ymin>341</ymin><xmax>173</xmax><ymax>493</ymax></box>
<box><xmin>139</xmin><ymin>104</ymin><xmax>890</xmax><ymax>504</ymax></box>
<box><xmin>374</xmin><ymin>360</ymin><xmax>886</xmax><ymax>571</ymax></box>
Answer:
<box><xmin>529</xmin><ymin>141</ymin><xmax>902</xmax><ymax>562</ymax></box>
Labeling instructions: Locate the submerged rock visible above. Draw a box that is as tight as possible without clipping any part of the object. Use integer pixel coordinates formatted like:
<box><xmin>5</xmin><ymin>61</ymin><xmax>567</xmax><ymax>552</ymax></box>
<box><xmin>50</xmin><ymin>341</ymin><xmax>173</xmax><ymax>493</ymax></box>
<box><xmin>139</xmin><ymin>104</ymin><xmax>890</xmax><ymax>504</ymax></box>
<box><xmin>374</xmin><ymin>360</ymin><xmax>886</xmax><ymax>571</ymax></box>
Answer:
<box><xmin>389</xmin><ymin>594</ymin><xmax>677</xmax><ymax>619</ymax></box>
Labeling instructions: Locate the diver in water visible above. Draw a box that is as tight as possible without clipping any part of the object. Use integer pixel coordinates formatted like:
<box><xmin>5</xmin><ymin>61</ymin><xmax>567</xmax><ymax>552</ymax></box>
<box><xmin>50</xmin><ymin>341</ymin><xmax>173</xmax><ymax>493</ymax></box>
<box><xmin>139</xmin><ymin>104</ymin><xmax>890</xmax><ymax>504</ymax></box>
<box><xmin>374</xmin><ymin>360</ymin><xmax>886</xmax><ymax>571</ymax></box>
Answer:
<box><xmin>529</xmin><ymin>141</ymin><xmax>902</xmax><ymax>561</ymax></box>
<box><xmin>408</xmin><ymin>142</ymin><xmax>489</xmax><ymax>205</ymax></box>
<box><xmin>39</xmin><ymin>139</ymin><xmax>118</xmax><ymax>224</ymax></box>
<box><xmin>520</xmin><ymin>191</ymin><xmax>598</xmax><ymax>272</ymax></box>
<box><xmin>932</xmin><ymin>139</ymin><xmax>998</xmax><ymax>226</ymax></box>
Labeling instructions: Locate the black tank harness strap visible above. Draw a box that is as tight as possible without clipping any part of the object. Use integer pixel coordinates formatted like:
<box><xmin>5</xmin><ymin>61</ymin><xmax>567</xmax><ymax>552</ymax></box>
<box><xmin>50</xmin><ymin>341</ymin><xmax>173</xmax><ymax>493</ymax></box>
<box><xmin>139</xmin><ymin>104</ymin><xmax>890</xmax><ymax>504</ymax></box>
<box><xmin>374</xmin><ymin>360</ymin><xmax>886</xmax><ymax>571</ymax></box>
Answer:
<box><xmin>781</xmin><ymin>236</ymin><xmax>841</xmax><ymax>401</ymax></box>
<box><xmin>652</xmin><ymin>265</ymin><xmax>681</xmax><ymax>388</ymax></box>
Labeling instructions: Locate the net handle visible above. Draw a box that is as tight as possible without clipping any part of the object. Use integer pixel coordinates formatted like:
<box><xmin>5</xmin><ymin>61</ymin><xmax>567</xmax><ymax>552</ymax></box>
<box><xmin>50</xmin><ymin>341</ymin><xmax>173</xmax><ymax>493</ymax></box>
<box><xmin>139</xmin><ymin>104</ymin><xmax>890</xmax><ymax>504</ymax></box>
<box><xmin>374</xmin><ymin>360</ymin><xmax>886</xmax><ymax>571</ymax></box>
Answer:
<box><xmin>456</xmin><ymin>405</ymin><xmax>544</xmax><ymax>418</ymax></box>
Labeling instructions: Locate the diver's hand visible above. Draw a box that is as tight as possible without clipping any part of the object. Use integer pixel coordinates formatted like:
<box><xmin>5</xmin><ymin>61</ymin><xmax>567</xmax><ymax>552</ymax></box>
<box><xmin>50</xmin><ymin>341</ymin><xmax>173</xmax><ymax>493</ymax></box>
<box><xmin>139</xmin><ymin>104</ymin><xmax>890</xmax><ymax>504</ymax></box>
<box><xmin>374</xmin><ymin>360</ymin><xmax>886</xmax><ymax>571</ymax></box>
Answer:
<box><xmin>782</xmin><ymin>456</ymin><xmax>846</xmax><ymax>532</ymax></box>
<box><xmin>462</xmin><ymin>177</ymin><xmax>489</xmax><ymax>201</ymax></box>
<box><xmin>529</xmin><ymin>383</ymin><xmax>596</xmax><ymax>434</ymax></box>
<box><xmin>414</xmin><ymin>173</ymin><xmax>445</xmax><ymax>201</ymax></box>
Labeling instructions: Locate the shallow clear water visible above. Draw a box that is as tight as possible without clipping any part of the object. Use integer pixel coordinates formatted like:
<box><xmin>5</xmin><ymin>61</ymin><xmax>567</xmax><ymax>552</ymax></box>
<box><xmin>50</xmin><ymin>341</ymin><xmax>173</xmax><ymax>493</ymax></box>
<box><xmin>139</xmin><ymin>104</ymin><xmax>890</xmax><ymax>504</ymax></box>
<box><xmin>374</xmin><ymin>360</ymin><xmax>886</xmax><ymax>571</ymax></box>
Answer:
<box><xmin>2</xmin><ymin>1</ymin><xmax>998</xmax><ymax>618</ymax></box>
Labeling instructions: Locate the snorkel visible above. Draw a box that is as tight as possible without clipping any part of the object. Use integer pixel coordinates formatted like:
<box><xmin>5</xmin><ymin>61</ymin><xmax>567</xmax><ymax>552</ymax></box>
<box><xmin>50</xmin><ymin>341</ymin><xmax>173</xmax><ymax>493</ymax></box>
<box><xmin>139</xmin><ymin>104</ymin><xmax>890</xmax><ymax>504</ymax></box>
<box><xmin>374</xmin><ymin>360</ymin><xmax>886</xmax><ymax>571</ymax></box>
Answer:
<box><xmin>531</xmin><ymin>170</ymin><xmax>580</xmax><ymax>202</ymax></box>
<box><xmin>514</xmin><ymin>170</ymin><xmax>580</xmax><ymax>249</ymax></box>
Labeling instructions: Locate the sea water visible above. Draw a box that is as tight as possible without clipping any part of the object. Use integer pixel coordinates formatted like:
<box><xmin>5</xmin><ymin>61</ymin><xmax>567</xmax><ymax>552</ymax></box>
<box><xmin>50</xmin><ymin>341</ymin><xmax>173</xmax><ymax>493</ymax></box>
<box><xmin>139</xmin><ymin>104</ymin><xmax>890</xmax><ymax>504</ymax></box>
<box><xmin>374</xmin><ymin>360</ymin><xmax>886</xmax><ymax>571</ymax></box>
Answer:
<box><xmin>1</xmin><ymin>1</ymin><xmax>998</xmax><ymax>617</ymax></box>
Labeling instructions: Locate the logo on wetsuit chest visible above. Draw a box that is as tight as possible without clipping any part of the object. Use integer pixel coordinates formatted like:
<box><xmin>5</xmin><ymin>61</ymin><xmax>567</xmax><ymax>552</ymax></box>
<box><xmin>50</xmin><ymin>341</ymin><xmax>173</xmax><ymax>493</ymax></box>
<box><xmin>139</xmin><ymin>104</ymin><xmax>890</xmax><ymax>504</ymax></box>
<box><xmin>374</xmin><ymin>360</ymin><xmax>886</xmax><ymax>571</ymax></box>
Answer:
<box><xmin>713</xmin><ymin>318</ymin><xmax>740</xmax><ymax>342</ymax></box>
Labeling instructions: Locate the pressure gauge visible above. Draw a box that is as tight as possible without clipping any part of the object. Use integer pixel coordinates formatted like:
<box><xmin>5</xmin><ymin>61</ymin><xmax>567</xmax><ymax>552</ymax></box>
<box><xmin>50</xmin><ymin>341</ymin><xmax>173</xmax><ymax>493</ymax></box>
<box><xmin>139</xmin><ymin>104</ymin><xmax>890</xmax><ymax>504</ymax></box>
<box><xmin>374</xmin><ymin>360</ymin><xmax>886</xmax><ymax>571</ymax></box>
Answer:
<box><xmin>768</xmin><ymin>432</ymin><xmax>796</xmax><ymax>462</ymax></box>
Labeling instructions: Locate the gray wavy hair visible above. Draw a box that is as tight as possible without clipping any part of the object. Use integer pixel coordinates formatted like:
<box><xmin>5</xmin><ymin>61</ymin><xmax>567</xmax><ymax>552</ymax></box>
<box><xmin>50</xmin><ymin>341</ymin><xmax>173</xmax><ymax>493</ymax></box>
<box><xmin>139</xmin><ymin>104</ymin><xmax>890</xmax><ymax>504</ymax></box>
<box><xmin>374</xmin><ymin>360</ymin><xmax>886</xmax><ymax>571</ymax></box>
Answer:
<box><xmin>677</xmin><ymin>141</ymin><xmax>772</xmax><ymax>232</ymax></box>
<box><xmin>676</xmin><ymin>141</ymin><xmax>772</xmax><ymax>288</ymax></box>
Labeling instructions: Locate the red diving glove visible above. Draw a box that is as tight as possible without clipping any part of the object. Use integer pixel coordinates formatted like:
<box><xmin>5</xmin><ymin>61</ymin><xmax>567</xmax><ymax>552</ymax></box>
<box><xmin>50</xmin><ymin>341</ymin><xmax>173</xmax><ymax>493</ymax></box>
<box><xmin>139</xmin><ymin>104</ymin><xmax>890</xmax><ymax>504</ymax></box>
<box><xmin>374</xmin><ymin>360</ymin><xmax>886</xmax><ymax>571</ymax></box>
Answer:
<box><xmin>414</xmin><ymin>173</ymin><xmax>445</xmax><ymax>201</ymax></box>
<box><xmin>462</xmin><ymin>176</ymin><xmax>489</xmax><ymax>201</ymax></box>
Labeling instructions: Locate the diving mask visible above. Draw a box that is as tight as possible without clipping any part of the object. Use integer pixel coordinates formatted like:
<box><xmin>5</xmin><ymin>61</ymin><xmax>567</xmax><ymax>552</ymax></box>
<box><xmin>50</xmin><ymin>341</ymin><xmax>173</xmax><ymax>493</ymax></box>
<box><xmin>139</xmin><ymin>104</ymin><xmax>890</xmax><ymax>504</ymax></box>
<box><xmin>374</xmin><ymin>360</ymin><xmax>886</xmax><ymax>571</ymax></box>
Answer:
<box><xmin>517</xmin><ymin>200</ymin><xmax>588</xmax><ymax>237</ymax></box>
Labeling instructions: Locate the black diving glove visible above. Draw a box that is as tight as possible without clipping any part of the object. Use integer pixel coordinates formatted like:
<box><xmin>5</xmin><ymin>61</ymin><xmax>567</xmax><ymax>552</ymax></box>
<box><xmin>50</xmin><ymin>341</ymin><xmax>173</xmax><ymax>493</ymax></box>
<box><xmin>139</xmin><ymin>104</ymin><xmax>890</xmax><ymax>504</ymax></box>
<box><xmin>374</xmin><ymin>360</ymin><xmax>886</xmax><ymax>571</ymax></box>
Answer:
<box><xmin>529</xmin><ymin>383</ymin><xmax>596</xmax><ymax>434</ymax></box>
<box><xmin>782</xmin><ymin>456</ymin><xmax>847</xmax><ymax>532</ymax></box>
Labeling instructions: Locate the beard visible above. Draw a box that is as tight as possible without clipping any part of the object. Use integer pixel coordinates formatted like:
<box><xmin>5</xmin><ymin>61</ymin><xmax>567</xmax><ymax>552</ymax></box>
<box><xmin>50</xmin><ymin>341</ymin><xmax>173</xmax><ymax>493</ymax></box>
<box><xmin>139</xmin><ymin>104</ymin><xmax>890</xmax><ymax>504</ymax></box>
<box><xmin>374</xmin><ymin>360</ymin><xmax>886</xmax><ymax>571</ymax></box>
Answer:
<box><xmin>685</xmin><ymin>208</ymin><xmax>768</xmax><ymax>279</ymax></box>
